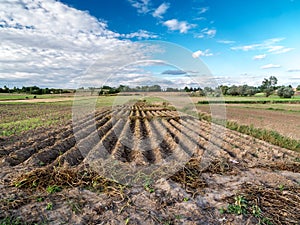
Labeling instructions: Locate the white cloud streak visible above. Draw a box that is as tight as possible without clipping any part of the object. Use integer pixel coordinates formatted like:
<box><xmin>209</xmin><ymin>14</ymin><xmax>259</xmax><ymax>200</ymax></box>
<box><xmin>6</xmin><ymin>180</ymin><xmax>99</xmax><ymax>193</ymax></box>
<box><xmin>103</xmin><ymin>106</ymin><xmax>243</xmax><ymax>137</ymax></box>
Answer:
<box><xmin>231</xmin><ymin>38</ymin><xmax>294</xmax><ymax>55</ymax></box>
<box><xmin>195</xmin><ymin>28</ymin><xmax>217</xmax><ymax>38</ymax></box>
<box><xmin>253</xmin><ymin>54</ymin><xmax>266</xmax><ymax>60</ymax></box>
<box><xmin>217</xmin><ymin>40</ymin><xmax>235</xmax><ymax>44</ymax></box>
<box><xmin>260</xmin><ymin>64</ymin><xmax>281</xmax><ymax>69</ymax></box>
<box><xmin>152</xmin><ymin>2</ymin><xmax>170</xmax><ymax>18</ymax></box>
<box><xmin>198</xmin><ymin>7</ymin><xmax>209</xmax><ymax>14</ymax></box>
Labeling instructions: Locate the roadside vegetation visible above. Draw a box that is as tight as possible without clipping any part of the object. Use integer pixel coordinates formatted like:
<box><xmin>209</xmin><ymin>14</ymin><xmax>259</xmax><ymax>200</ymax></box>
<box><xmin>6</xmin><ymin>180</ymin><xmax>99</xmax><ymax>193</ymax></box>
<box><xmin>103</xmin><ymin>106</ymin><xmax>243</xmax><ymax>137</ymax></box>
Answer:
<box><xmin>198</xmin><ymin>111</ymin><xmax>300</xmax><ymax>152</ymax></box>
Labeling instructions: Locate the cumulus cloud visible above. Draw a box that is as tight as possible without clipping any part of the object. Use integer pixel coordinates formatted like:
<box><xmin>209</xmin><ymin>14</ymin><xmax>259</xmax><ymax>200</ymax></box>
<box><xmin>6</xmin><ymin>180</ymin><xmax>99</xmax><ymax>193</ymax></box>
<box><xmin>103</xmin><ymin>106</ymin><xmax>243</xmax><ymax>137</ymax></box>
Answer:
<box><xmin>260</xmin><ymin>64</ymin><xmax>281</xmax><ymax>69</ymax></box>
<box><xmin>163</xmin><ymin>19</ymin><xmax>196</xmax><ymax>33</ymax></box>
<box><xmin>192</xmin><ymin>49</ymin><xmax>213</xmax><ymax>58</ymax></box>
<box><xmin>253</xmin><ymin>54</ymin><xmax>266</xmax><ymax>60</ymax></box>
<box><xmin>152</xmin><ymin>2</ymin><xmax>170</xmax><ymax>18</ymax></box>
<box><xmin>0</xmin><ymin>0</ymin><xmax>157</xmax><ymax>88</ymax></box>
<box><xmin>195</xmin><ymin>28</ymin><xmax>217</xmax><ymax>38</ymax></box>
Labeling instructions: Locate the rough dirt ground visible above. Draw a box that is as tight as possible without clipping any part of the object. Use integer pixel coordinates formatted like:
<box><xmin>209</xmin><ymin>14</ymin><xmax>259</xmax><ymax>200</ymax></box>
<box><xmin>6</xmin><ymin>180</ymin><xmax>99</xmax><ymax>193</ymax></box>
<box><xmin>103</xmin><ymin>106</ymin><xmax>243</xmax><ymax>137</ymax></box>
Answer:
<box><xmin>197</xmin><ymin>104</ymin><xmax>300</xmax><ymax>140</ymax></box>
<box><xmin>0</xmin><ymin>102</ymin><xmax>300</xmax><ymax>224</ymax></box>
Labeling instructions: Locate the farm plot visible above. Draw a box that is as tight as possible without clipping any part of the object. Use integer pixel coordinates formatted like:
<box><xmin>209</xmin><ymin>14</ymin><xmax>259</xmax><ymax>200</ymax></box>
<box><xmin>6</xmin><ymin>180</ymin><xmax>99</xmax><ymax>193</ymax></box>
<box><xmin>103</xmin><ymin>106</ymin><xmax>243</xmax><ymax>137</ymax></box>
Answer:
<box><xmin>0</xmin><ymin>101</ymin><xmax>300</xmax><ymax>224</ymax></box>
<box><xmin>197</xmin><ymin>104</ymin><xmax>300</xmax><ymax>140</ymax></box>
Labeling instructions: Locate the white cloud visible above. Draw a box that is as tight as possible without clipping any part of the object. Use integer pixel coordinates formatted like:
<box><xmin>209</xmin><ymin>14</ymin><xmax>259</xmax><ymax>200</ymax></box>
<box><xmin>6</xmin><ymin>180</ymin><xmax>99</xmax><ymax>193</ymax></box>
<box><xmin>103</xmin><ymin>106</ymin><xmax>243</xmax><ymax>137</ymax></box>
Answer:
<box><xmin>195</xmin><ymin>28</ymin><xmax>217</xmax><ymax>38</ymax></box>
<box><xmin>119</xmin><ymin>30</ymin><xmax>158</xmax><ymax>39</ymax></box>
<box><xmin>192</xmin><ymin>49</ymin><xmax>213</xmax><ymax>58</ymax></box>
<box><xmin>253</xmin><ymin>54</ymin><xmax>266</xmax><ymax>60</ymax></box>
<box><xmin>217</xmin><ymin>40</ymin><xmax>235</xmax><ymax>44</ymax></box>
<box><xmin>152</xmin><ymin>2</ymin><xmax>170</xmax><ymax>18</ymax></box>
<box><xmin>163</xmin><ymin>19</ymin><xmax>196</xmax><ymax>33</ymax></box>
<box><xmin>0</xmin><ymin>0</ymin><xmax>156</xmax><ymax>88</ymax></box>
<box><xmin>198</xmin><ymin>7</ymin><xmax>209</xmax><ymax>14</ymax></box>
<box><xmin>267</xmin><ymin>46</ymin><xmax>294</xmax><ymax>54</ymax></box>
<box><xmin>128</xmin><ymin>0</ymin><xmax>151</xmax><ymax>14</ymax></box>
<box><xmin>231</xmin><ymin>38</ymin><xmax>293</xmax><ymax>55</ymax></box>
<box><xmin>260</xmin><ymin>64</ymin><xmax>281</xmax><ymax>69</ymax></box>
<box><xmin>287</xmin><ymin>69</ymin><xmax>300</xmax><ymax>72</ymax></box>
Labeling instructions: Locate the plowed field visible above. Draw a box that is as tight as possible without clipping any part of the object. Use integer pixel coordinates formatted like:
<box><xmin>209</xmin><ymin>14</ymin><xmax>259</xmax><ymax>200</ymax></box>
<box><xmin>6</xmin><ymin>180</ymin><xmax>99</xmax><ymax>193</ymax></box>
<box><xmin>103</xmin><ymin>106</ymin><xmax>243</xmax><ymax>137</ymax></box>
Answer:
<box><xmin>1</xmin><ymin>102</ymin><xmax>300</xmax><ymax>224</ymax></box>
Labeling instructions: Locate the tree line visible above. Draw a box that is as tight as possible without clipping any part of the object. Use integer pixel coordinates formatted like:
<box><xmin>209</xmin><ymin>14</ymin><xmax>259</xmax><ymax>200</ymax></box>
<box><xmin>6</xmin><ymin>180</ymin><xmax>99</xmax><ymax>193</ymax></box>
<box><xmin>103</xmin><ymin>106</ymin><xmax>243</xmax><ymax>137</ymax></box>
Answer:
<box><xmin>0</xmin><ymin>86</ymin><xmax>73</xmax><ymax>95</ymax></box>
<box><xmin>2</xmin><ymin>76</ymin><xmax>299</xmax><ymax>98</ymax></box>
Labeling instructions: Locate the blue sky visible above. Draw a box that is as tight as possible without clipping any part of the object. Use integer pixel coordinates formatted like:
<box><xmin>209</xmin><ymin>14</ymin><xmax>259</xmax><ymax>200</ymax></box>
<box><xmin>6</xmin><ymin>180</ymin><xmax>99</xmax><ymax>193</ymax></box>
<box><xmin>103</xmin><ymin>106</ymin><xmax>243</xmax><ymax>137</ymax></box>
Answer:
<box><xmin>1</xmin><ymin>0</ymin><xmax>300</xmax><ymax>88</ymax></box>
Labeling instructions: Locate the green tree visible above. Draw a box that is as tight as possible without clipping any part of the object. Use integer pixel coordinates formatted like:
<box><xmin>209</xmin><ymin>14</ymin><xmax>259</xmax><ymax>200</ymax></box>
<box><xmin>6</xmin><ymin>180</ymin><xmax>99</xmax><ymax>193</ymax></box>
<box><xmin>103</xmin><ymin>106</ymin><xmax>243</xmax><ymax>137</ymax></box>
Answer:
<box><xmin>261</xmin><ymin>76</ymin><xmax>278</xmax><ymax>97</ymax></box>
<box><xmin>296</xmin><ymin>85</ymin><xmax>300</xmax><ymax>91</ymax></box>
<box><xmin>277</xmin><ymin>86</ymin><xmax>294</xmax><ymax>98</ymax></box>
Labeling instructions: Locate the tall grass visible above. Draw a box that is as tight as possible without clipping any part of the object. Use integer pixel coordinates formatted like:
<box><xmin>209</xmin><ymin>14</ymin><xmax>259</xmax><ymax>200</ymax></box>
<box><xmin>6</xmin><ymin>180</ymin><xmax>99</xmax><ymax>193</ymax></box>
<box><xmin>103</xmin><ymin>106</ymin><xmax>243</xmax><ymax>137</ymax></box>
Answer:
<box><xmin>198</xmin><ymin>112</ymin><xmax>300</xmax><ymax>152</ymax></box>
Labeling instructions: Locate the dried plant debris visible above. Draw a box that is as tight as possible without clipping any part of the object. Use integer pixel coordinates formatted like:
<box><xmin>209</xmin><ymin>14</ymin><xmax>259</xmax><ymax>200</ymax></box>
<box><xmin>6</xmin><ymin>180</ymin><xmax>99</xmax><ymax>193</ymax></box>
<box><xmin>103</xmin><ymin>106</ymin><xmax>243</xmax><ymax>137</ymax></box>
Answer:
<box><xmin>222</xmin><ymin>183</ymin><xmax>300</xmax><ymax>225</ymax></box>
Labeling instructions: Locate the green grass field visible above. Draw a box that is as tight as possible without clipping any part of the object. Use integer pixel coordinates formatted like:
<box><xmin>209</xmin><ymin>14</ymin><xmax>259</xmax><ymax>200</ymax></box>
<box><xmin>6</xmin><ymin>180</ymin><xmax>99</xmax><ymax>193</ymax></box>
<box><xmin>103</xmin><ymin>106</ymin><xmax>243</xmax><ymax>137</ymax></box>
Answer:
<box><xmin>0</xmin><ymin>93</ymin><xmax>73</xmax><ymax>101</ymax></box>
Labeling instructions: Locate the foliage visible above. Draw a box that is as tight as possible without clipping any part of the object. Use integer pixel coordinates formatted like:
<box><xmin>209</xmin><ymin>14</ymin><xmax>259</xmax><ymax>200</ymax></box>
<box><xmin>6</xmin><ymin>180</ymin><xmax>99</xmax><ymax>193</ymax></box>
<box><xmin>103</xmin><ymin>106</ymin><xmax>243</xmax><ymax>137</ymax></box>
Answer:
<box><xmin>227</xmin><ymin>85</ymin><xmax>258</xmax><ymax>96</ymax></box>
<box><xmin>260</xmin><ymin>76</ymin><xmax>278</xmax><ymax>97</ymax></box>
<box><xmin>297</xmin><ymin>85</ymin><xmax>300</xmax><ymax>91</ymax></box>
<box><xmin>277</xmin><ymin>86</ymin><xmax>294</xmax><ymax>98</ymax></box>
<box><xmin>0</xmin><ymin>85</ymin><xmax>72</xmax><ymax>95</ymax></box>
<box><xmin>227</xmin><ymin>195</ymin><xmax>248</xmax><ymax>215</ymax></box>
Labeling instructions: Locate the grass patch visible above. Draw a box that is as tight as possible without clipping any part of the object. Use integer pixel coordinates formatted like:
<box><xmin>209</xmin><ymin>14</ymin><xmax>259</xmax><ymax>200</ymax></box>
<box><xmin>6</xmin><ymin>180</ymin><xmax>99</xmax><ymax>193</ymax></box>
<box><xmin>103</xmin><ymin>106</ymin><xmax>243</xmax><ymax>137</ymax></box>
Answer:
<box><xmin>198</xmin><ymin>112</ymin><xmax>300</xmax><ymax>152</ymax></box>
<box><xmin>0</xmin><ymin>94</ymin><xmax>73</xmax><ymax>101</ymax></box>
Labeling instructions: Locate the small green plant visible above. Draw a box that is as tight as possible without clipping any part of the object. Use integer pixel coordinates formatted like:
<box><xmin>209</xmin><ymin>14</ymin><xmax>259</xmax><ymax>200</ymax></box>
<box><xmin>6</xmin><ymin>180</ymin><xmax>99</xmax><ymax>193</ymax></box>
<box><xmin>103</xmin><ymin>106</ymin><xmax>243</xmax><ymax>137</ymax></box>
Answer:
<box><xmin>46</xmin><ymin>185</ymin><xmax>62</xmax><ymax>194</ymax></box>
<box><xmin>144</xmin><ymin>180</ymin><xmax>155</xmax><ymax>193</ymax></box>
<box><xmin>219</xmin><ymin>207</ymin><xmax>226</xmax><ymax>214</ymax></box>
<box><xmin>46</xmin><ymin>202</ymin><xmax>53</xmax><ymax>210</ymax></box>
<box><xmin>227</xmin><ymin>195</ymin><xmax>247</xmax><ymax>215</ymax></box>
<box><xmin>36</xmin><ymin>197</ymin><xmax>44</xmax><ymax>202</ymax></box>
<box><xmin>252</xmin><ymin>205</ymin><xmax>261</xmax><ymax>217</ymax></box>
<box><xmin>183</xmin><ymin>197</ymin><xmax>189</xmax><ymax>202</ymax></box>
<box><xmin>278</xmin><ymin>184</ymin><xmax>285</xmax><ymax>192</ymax></box>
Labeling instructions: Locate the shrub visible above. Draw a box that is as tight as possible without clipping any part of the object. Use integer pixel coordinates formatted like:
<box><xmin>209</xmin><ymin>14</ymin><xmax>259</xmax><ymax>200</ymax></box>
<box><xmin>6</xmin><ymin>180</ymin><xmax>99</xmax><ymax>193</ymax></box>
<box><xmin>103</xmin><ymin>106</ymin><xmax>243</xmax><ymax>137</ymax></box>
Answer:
<box><xmin>277</xmin><ymin>86</ymin><xmax>294</xmax><ymax>98</ymax></box>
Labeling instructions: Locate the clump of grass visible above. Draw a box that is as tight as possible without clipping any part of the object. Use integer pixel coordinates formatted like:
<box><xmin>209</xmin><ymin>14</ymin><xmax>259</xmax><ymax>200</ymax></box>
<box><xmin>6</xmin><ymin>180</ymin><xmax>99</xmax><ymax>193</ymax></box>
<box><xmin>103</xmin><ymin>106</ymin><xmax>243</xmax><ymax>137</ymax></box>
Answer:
<box><xmin>0</xmin><ymin>216</ymin><xmax>22</xmax><ymax>225</ymax></box>
<box><xmin>46</xmin><ymin>202</ymin><xmax>53</xmax><ymax>210</ymax></box>
<box><xmin>46</xmin><ymin>185</ymin><xmax>62</xmax><ymax>194</ymax></box>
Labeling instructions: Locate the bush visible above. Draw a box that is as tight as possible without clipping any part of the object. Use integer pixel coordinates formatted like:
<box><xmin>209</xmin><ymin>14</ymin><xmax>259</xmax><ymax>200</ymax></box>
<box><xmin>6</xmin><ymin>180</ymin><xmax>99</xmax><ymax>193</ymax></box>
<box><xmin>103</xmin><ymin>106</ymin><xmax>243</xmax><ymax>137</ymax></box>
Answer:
<box><xmin>277</xmin><ymin>86</ymin><xmax>294</xmax><ymax>98</ymax></box>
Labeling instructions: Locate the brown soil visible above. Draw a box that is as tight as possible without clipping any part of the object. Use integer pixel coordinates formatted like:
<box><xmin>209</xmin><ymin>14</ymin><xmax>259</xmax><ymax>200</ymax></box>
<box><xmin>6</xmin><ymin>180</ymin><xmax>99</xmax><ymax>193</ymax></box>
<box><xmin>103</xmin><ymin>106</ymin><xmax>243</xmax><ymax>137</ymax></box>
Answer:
<box><xmin>0</xmin><ymin>102</ymin><xmax>300</xmax><ymax>224</ymax></box>
<box><xmin>197</xmin><ymin>104</ymin><xmax>300</xmax><ymax>140</ymax></box>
